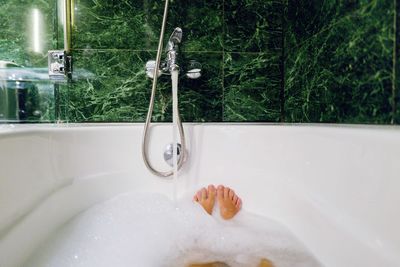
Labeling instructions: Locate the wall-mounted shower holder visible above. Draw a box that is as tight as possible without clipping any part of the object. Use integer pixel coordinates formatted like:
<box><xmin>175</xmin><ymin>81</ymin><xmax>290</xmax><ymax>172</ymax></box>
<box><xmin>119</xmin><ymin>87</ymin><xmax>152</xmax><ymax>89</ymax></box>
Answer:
<box><xmin>145</xmin><ymin>59</ymin><xmax>202</xmax><ymax>80</ymax></box>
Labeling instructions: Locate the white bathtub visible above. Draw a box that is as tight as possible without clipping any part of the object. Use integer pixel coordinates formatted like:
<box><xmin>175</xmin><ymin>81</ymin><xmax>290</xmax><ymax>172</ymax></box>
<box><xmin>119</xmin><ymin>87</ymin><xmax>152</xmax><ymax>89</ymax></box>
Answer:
<box><xmin>0</xmin><ymin>123</ymin><xmax>399</xmax><ymax>267</ymax></box>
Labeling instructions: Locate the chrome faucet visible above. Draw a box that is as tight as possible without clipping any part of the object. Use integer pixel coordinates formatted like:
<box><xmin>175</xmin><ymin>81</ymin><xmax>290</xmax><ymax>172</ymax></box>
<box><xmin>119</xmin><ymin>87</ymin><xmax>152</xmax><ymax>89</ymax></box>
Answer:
<box><xmin>145</xmin><ymin>27</ymin><xmax>201</xmax><ymax>79</ymax></box>
<box><xmin>166</xmin><ymin>27</ymin><xmax>182</xmax><ymax>72</ymax></box>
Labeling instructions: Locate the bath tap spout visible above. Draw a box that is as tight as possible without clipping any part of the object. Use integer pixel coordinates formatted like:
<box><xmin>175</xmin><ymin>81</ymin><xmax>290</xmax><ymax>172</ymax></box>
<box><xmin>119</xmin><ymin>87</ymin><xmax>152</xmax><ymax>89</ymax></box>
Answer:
<box><xmin>166</xmin><ymin>27</ymin><xmax>182</xmax><ymax>52</ymax></box>
<box><xmin>166</xmin><ymin>27</ymin><xmax>182</xmax><ymax>72</ymax></box>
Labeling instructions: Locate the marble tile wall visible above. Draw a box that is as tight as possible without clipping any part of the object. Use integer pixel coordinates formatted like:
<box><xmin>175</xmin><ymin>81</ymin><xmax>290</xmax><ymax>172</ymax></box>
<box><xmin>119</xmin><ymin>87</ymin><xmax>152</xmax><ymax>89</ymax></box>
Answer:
<box><xmin>0</xmin><ymin>0</ymin><xmax>62</xmax><ymax>122</ymax></box>
<box><xmin>285</xmin><ymin>0</ymin><xmax>398</xmax><ymax>123</ymax></box>
<box><xmin>65</xmin><ymin>0</ymin><xmax>284</xmax><ymax>122</ymax></box>
<box><xmin>0</xmin><ymin>0</ymin><xmax>398</xmax><ymax>124</ymax></box>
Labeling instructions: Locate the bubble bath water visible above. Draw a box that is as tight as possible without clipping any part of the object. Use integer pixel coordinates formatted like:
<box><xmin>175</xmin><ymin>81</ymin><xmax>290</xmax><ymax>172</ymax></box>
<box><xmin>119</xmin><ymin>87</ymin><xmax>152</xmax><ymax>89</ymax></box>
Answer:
<box><xmin>26</xmin><ymin>193</ymin><xmax>322</xmax><ymax>267</ymax></box>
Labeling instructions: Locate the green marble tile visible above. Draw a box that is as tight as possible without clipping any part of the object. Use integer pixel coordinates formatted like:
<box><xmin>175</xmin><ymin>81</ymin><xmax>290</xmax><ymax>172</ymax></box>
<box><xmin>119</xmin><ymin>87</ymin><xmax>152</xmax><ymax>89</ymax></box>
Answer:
<box><xmin>65</xmin><ymin>77</ymin><xmax>150</xmax><ymax>122</ymax></box>
<box><xmin>0</xmin><ymin>0</ymin><xmax>58</xmax><ymax>67</ymax></box>
<box><xmin>284</xmin><ymin>100</ymin><xmax>392</xmax><ymax>123</ymax></box>
<box><xmin>223</xmin><ymin>52</ymin><xmax>281</xmax><ymax>121</ymax></box>
<box><xmin>73</xmin><ymin>0</ymin><xmax>166</xmax><ymax>50</ymax></box>
<box><xmin>0</xmin><ymin>80</ymin><xmax>57</xmax><ymax>123</ymax></box>
<box><xmin>55</xmin><ymin>83</ymin><xmax>70</xmax><ymax>122</ymax></box>
<box><xmin>174</xmin><ymin>0</ymin><xmax>223</xmax><ymax>52</ymax></box>
<box><xmin>133</xmin><ymin>52</ymin><xmax>223</xmax><ymax>122</ymax></box>
<box><xmin>286</xmin><ymin>0</ymin><xmax>371</xmax><ymax>48</ymax></box>
<box><xmin>0</xmin><ymin>0</ymin><xmax>61</xmax><ymax>123</ymax></box>
<box><xmin>72</xmin><ymin>0</ymin><xmax>192</xmax><ymax>51</ymax></box>
<box><xmin>65</xmin><ymin>50</ymin><xmax>153</xmax><ymax>122</ymax></box>
<box><xmin>162</xmin><ymin>52</ymin><xmax>224</xmax><ymax>122</ymax></box>
<box><xmin>396</xmin><ymin>106</ymin><xmax>400</xmax><ymax>124</ymax></box>
<box><xmin>224</xmin><ymin>0</ymin><xmax>283</xmax><ymax>52</ymax></box>
<box><xmin>65</xmin><ymin>50</ymin><xmax>222</xmax><ymax>122</ymax></box>
<box><xmin>73</xmin><ymin>0</ymin><xmax>222</xmax><ymax>52</ymax></box>
<box><xmin>72</xmin><ymin>49</ymin><xmax>153</xmax><ymax>79</ymax></box>
<box><xmin>395</xmin><ymin>0</ymin><xmax>400</xmax><ymax>124</ymax></box>
<box><xmin>285</xmin><ymin>0</ymin><xmax>393</xmax><ymax>123</ymax></box>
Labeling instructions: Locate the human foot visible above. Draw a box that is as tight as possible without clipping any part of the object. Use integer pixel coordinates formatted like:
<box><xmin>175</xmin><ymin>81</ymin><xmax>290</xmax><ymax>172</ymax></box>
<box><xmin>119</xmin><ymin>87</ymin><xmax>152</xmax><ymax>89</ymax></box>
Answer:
<box><xmin>217</xmin><ymin>185</ymin><xmax>242</xmax><ymax>220</ymax></box>
<box><xmin>193</xmin><ymin>185</ymin><xmax>216</xmax><ymax>215</ymax></box>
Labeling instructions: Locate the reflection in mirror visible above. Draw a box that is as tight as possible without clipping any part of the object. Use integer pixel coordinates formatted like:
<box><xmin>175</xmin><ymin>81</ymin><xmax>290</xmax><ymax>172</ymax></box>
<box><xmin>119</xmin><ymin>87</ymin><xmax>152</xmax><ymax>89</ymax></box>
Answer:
<box><xmin>0</xmin><ymin>61</ymin><xmax>55</xmax><ymax>122</ymax></box>
<box><xmin>29</xmin><ymin>8</ymin><xmax>46</xmax><ymax>54</ymax></box>
<box><xmin>0</xmin><ymin>1</ymin><xmax>63</xmax><ymax>123</ymax></box>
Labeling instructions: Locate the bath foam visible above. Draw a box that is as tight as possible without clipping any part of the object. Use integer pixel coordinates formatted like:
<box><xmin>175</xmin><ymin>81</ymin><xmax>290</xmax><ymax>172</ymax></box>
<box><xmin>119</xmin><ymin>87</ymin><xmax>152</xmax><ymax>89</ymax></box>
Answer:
<box><xmin>26</xmin><ymin>192</ymin><xmax>322</xmax><ymax>267</ymax></box>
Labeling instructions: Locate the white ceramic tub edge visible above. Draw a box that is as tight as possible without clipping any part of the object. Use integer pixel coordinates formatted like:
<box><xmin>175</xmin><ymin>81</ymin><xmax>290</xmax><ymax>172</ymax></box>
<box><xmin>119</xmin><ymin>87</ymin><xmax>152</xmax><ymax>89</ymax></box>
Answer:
<box><xmin>0</xmin><ymin>123</ymin><xmax>399</xmax><ymax>267</ymax></box>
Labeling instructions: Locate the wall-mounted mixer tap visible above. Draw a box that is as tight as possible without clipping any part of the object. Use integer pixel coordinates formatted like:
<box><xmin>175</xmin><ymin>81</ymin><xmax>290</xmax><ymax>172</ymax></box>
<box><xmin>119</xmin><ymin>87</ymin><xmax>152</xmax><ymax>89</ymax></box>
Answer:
<box><xmin>166</xmin><ymin>27</ymin><xmax>182</xmax><ymax>72</ymax></box>
<box><xmin>145</xmin><ymin>27</ymin><xmax>202</xmax><ymax>79</ymax></box>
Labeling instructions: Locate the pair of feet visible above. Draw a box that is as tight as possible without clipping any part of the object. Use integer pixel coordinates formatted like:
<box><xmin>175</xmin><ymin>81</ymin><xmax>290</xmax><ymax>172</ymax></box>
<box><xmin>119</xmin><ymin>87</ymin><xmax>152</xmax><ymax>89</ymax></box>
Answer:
<box><xmin>193</xmin><ymin>185</ymin><xmax>242</xmax><ymax>220</ymax></box>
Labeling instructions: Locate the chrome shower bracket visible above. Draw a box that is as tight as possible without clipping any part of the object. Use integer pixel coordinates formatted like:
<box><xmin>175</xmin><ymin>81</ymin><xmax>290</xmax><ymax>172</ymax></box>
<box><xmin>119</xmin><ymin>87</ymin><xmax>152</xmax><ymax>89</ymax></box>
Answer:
<box><xmin>145</xmin><ymin>59</ymin><xmax>202</xmax><ymax>80</ymax></box>
<box><xmin>48</xmin><ymin>50</ymin><xmax>72</xmax><ymax>80</ymax></box>
<box><xmin>145</xmin><ymin>28</ymin><xmax>201</xmax><ymax>80</ymax></box>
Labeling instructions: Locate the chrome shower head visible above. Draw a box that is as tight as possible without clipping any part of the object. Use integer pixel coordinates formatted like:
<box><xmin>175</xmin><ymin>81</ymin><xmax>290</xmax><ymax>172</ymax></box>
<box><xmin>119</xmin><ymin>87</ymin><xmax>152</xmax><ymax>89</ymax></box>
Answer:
<box><xmin>167</xmin><ymin>27</ymin><xmax>182</xmax><ymax>51</ymax></box>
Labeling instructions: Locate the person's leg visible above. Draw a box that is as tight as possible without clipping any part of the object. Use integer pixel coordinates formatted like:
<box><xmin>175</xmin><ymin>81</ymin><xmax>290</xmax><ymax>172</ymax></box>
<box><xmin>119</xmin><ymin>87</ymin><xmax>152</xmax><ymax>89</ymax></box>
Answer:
<box><xmin>191</xmin><ymin>185</ymin><xmax>274</xmax><ymax>267</ymax></box>
<box><xmin>216</xmin><ymin>185</ymin><xmax>242</xmax><ymax>220</ymax></box>
<box><xmin>193</xmin><ymin>184</ymin><xmax>216</xmax><ymax>215</ymax></box>
<box><xmin>188</xmin><ymin>263</ymin><xmax>227</xmax><ymax>267</ymax></box>
<box><xmin>258</xmin><ymin>258</ymin><xmax>274</xmax><ymax>267</ymax></box>
<box><xmin>188</xmin><ymin>259</ymin><xmax>274</xmax><ymax>267</ymax></box>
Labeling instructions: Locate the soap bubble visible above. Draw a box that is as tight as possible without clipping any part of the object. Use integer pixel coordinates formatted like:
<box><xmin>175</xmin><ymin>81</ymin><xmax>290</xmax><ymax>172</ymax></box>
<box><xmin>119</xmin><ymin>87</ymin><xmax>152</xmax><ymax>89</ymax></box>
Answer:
<box><xmin>26</xmin><ymin>193</ymin><xmax>321</xmax><ymax>267</ymax></box>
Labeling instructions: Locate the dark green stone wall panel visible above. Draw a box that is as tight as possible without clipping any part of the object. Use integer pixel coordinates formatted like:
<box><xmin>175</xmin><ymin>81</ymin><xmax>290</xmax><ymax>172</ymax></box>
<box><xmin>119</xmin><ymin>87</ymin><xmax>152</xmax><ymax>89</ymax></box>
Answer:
<box><xmin>73</xmin><ymin>49</ymin><xmax>154</xmax><ymax>79</ymax></box>
<box><xmin>56</xmin><ymin>83</ymin><xmax>70</xmax><ymax>122</ymax></box>
<box><xmin>0</xmin><ymin>0</ymin><xmax>60</xmax><ymax>123</ymax></box>
<box><xmin>176</xmin><ymin>52</ymin><xmax>223</xmax><ymax>122</ymax></box>
<box><xmin>0</xmin><ymin>0</ymin><xmax>59</xmax><ymax>67</ymax></box>
<box><xmin>287</xmin><ymin>0</ymin><xmax>373</xmax><ymax>48</ymax></box>
<box><xmin>224</xmin><ymin>0</ymin><xmax>283</xmax><ymax>53</ymax></box>
<box><xmin>223</xmin><ymin>52</ymin><xmax>281</xmax><ymax>121</ymax></box>
<box><xmin>174</xmin><ymin>1</ymin><xmax>223</xmax><ymax>52</ymax></box>
<box><xmin>66</xmin><ymin>77</ymin><xmax>152</xmax><ymax>122</ymax></box>
<box><xmin>2</xmin><ymin>0</ymin><xmax>390</xmax><ymax>123</ymax></box>
<box><xmin>66</xmin><ymin>50</ymin><xmax>153</xmax><ymax>122</ymax></box>
<box><xmin>395</xmin><ymin>0</ymin><xmax>400</xmax><ymax>123</ymax></box>
<box><xmin>66</xmin><ymin>50</ymin><xmax>222</xmax><ymax>122</ymax></box>
<box><xmin>68</xmin><ymin>0</ymin><xmax>283</xmax><ymax>122</ymax></box>
<box><xmin>73</xmin><ymin>0</ymin><xmax>223</xmax><ymax>52</ymax></box>
<box><xmin>140</xmin><ymin>52</ymin><xmax>224</xmax><ymax>122</ymax></box>
<box><xmin>285</xmin><ymin>0</ymin><xmax>394</xmax><ymax>123</ymax></box>
<box><xmin>73</xmin><ymin>0</ymin><xmax>165</xmax><ymax>50</ymax></box>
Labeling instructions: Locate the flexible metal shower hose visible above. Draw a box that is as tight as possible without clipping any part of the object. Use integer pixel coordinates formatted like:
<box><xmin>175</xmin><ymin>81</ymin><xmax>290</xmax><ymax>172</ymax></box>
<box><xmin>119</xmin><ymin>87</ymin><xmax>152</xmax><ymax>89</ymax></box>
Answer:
<box><xmin>141</xmin><ymin>0</ymin><xmax>187</xmax><ymax>178</ymax></box>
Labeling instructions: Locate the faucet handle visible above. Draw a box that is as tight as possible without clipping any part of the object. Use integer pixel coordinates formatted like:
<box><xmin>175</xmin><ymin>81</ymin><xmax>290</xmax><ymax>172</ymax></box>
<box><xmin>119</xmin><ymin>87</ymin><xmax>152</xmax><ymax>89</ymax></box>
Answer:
<box><xmin>166</xmin><ymin>27</ymin><xmax>183</xmax><ymax>52</ymax></box>
<box><xmin>145</xmin><ymin>60</ymin><xmax>162</xmax><ymax>79</ymax></box>
<box><xmin>186</xmin><ymin>60</ymin><xmax>202</xmax><ymax>79</ymax></box>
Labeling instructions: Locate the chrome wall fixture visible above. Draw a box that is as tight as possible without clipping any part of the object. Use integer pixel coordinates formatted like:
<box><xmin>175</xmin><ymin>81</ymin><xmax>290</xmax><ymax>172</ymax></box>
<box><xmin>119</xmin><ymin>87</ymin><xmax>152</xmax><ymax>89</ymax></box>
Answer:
<box><xmin>141</xmin><ymin>0</ymin><xmax>201</xmax><ymax>178</ymax></box>
<box><xmin>145</xmin><ymin>28</ymin><xmax>202</xmax><ymax>80</ymax></box>
<box><xmin>48</xmin><ymin>50</ymin><xmax>72</xmax><ymax>79</ymax></box>
<box><xmin>48</xmin><ymin>0</ymin><xmax>73</xmax><ymax>80</ymax></box>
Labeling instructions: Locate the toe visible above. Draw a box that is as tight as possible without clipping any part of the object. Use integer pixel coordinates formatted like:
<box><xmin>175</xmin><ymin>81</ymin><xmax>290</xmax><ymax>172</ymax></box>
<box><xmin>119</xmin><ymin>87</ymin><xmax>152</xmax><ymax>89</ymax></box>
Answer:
<box><xmin>208</xmin><ymin>184</ymin><xmax>216</xmax><ymax>199</ymax></box>
<box><xmin>228</xmin><ymin>189</ymin><xmax>235</xmax><ymax>200</ymax></box>
<box><xmin>236</xmin><ymin>198</ymin><xmax>242</xmax><ymax>209</ymax></box>
<box><xmin>193</xmin><ymin>194</ymin><xmax>199</xmax><ymax>201</ymax></box>
<box><xmin>196</xmin><ymin>190</ymin><xmax>202</xmax><ymax>201</ymax></box>
<box><xmin>224</xmin><ymin>187</ymin><xmax>230</xmax><ymax>199</ymax></box>
<box><xmin>217</xmin><ymin>185</ymin><xmax>224</xmax><ymax>201</ymax></box>
<box><xmin>233</xmin><ymin>195</ymin><xmax>238</xmax><ymax>203</ymax></box>
<box><xmin>201</xmin><ymin>187</ymin><xmax>207</xmax><ymax>200</ymax></box>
